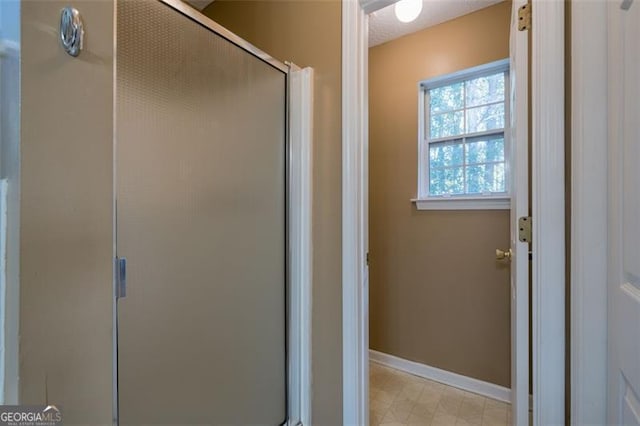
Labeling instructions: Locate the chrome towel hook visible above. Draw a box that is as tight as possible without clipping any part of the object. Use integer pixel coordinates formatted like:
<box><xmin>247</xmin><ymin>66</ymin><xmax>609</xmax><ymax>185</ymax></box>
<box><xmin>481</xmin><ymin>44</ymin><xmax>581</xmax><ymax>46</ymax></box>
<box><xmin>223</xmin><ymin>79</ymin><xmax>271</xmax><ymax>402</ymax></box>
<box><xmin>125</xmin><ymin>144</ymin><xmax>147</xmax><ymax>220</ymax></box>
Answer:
<box><xmin>60</xmin><ymin>7</ymin><xmax>83</xmax><ymax>57</ymax></box>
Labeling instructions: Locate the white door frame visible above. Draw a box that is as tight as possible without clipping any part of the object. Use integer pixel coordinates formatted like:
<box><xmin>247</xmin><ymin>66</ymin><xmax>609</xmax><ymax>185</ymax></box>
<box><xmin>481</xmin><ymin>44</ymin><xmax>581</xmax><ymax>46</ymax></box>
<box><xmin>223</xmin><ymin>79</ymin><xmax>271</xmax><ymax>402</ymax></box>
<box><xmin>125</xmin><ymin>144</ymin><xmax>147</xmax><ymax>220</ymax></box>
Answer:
<box><xmin>342</xmin><ymin>1</ymin><xmax>369</xmax><ymax>425</ymax></box>
<box><xmin>570</xmin><ymin>1</ymin><xmax>608</xmax><ymax>424</ymax></box>
<box><xmin>530</xmin><ymin>1</ymin><xmax>566</xmax><ymax>425</ymax></box>
<box><xmin>341</xmin><ymin>1</ymin><xmax>566</xmax><ymax>424</ymax></box>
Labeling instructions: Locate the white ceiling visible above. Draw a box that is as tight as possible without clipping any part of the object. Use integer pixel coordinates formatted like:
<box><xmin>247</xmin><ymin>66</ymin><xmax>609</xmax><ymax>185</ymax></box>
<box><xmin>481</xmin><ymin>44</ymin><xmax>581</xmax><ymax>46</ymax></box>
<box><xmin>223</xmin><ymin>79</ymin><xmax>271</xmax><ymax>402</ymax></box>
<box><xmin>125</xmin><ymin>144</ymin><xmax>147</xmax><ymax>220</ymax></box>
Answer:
<box><xmin>369</xmin><ymin>0</ymin><xmax>503</xmax><ymax>47</ymax></box>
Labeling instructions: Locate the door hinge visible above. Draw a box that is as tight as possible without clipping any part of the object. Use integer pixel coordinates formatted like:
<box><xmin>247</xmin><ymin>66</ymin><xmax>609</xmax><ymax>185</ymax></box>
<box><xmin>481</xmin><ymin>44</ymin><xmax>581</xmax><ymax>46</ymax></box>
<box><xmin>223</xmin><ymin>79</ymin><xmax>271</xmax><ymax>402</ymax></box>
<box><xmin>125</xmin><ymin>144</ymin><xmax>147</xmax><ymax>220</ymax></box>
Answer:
<box><xmin>518</xmin><ymin>216</ymin><xmax>532</xmax><ymax>243</ymax></box>
<box><xmin>115</xmin><ymin>257</ymin><xmax>127</xmax><ymax>299</ymax></box>
<box><xmin>518</xmin><ymin>3</ymin><xmax>532</xmax><ymax>31</ymax></box>
<box><xmin>366</xmin><ymin>252</ymin><xmax>370</xmax><ymax>266</ymax></box>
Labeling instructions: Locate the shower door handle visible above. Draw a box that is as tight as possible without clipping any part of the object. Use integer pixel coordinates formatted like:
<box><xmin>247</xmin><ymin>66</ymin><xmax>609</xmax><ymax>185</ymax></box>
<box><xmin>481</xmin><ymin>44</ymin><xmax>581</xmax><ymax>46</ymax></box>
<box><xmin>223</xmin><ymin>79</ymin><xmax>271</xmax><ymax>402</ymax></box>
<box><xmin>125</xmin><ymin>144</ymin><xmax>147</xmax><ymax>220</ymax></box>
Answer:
<box><xmin>116</xmin><ymin>257</ymin><xmax>127</xmax><ymax>299</ymax></box>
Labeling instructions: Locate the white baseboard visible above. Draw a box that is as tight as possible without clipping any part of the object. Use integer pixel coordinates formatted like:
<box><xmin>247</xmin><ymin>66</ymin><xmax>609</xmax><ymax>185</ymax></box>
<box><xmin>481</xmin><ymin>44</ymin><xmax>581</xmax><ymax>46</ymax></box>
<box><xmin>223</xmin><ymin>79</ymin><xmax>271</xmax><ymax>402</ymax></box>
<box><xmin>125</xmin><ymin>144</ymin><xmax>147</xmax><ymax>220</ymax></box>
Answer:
<box><xmin>369</xmin><ymin>349</ymin><xmax>511</xmax><ymax>403</ymax></box>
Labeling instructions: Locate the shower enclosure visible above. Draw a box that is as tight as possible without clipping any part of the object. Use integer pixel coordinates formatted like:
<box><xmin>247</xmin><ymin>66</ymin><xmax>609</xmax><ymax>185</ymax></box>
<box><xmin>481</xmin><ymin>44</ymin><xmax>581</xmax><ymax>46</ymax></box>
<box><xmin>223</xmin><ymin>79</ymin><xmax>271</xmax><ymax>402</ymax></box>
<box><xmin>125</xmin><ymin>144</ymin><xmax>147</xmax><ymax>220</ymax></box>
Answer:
<box><xmin>115</xmin><ymin>1</ymin><xmax>289</xmax><ymax>423</ymax></box>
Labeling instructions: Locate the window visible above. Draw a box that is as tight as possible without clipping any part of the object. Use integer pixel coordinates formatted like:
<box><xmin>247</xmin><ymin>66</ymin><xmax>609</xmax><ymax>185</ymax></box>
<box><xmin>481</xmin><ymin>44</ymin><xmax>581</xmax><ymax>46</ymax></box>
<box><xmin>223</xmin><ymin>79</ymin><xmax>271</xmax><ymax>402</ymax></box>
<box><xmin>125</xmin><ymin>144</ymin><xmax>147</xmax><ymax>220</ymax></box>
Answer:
<box><xmin>415</xmin><ymin>59</ymin><xmax>510</xmax><ymax>210</ymax></box>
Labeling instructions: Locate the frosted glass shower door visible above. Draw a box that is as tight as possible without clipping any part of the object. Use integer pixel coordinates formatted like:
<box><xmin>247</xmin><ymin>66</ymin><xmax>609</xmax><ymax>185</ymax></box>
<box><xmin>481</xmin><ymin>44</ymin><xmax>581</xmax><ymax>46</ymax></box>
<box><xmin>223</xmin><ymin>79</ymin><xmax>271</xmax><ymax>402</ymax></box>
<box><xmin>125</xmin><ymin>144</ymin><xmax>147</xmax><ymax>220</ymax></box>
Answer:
<box><xmin>115</xmin><ymin>1</ymin><xmax>287</xmax><ymax>424</ymax></box>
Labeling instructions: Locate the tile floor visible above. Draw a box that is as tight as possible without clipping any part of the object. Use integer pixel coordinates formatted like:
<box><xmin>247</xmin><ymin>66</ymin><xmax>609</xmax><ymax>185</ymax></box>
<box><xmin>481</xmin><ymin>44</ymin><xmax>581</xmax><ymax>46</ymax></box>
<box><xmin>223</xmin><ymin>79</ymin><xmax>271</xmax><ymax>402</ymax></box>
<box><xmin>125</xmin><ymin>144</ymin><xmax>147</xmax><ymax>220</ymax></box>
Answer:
<box><xmin>370</xmin><ymin>362</ymin><xmax>511</xmax><ymax>426</ymax></box>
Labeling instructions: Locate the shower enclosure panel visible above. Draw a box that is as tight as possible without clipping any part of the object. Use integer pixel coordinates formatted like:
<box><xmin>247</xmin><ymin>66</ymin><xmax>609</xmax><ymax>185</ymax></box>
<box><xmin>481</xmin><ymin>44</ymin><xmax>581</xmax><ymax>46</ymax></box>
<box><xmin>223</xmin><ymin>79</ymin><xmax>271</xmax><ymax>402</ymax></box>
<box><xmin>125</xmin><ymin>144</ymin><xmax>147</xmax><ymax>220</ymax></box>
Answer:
<box><xmin>115</xmin><ymin>1</ymin><xmax>287</xmax><ymax>424</ymax></box>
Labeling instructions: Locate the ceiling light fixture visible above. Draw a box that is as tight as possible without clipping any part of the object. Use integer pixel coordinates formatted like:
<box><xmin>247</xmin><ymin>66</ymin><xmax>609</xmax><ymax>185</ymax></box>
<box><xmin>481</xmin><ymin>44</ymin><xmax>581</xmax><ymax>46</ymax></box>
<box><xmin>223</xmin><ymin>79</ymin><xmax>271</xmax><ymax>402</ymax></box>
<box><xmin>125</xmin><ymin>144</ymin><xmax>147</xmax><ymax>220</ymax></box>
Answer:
<box><xmin>394</xmin><ymin>0</ymin><xmax>422</xmax><ymax>23</ymax></box>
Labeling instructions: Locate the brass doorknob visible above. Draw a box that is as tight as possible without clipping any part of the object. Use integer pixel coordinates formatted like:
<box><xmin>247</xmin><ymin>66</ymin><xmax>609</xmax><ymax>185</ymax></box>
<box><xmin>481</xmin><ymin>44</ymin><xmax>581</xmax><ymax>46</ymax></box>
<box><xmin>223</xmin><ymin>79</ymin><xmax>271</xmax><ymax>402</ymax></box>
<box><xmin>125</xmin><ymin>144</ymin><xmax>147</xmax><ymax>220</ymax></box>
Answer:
<box><xmin>496</xmin><ymin>248</ymin><xmax>513</xmax><ymax>261</ymax></box>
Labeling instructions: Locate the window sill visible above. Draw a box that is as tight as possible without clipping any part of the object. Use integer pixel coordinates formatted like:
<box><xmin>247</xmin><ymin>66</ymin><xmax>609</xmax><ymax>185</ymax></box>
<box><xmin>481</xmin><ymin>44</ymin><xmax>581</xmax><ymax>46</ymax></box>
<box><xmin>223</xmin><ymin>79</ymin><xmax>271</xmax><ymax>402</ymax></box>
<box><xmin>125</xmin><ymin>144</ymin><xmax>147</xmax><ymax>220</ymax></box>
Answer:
<box><xmin>411</xmin><ymin>196</ymin><xmax>510</xmax><ymax>211</ymax></box>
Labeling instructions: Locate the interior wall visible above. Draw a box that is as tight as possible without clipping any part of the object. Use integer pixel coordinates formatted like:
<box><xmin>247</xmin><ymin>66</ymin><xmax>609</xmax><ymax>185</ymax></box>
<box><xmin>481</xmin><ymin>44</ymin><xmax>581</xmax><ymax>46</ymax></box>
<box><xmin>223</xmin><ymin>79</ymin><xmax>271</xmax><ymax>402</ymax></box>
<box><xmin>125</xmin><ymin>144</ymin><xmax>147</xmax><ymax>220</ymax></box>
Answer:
<box><xmin>20</xmin><ymin>1</ymin><xmax>114</xmax><ymax>422</ymax></box>
<box><xmin>0</xmin><ymin>0</ymin><xmax>20</xmax><ymax>405</ymax></box>
<box><xmin>369</xmin><ymin>1</ymin><xmax>512</xmax><ymax>387</ymax></box>
<box><xmin>202</xmin><ymin>2</ymin><xmax>343</xmax><ymax>424</ymax></box>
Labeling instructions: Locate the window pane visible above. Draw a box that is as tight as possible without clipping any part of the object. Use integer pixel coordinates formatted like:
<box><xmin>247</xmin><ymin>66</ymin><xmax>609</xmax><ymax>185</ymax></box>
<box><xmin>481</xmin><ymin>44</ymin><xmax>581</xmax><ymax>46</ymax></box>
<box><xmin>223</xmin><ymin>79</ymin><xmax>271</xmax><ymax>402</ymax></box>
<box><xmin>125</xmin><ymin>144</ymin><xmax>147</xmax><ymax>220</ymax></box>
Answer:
<box><xmin>425</xmin><ymin>69</ymin><xmax>509</xmax><ymax>198</ymax></box>
<box><xmin>430</xmin><ymin>110</ymin><xmax>464</xmax><ymax>139</ymax></box>
<box><xmin>466</xmin><ymin>135</ymin><xmax>505</xmax><ymax>164</ymax></box>
<box><xmin>429</xmin><ymin>168</ymin><xmax>445</xmax><ymax>195</ymax></box>
<box><xmin>466</xmin><ymin>163</ymin><xmax>506</xmax><ymax>194</ymax></box>
<box><xmin>466</xmin><ymin>103</ymin><xmax>505</xmax><ymax>133</ymax></box>
<box><xmin>429</xmin><ymin>82</ymin><xmax>463</xmax><ymax>114</ymax></box>
<box><xmin>430</xmin><ymin>167</ymin><xmax>464</xmax><ymax>195</ymax></box>
<box><xmin>465</xmin><ymin>72</ymin><xmax>505</xmax><ymax>107</ymax></box>
<box><xmin>429</xmin><ymin>140</ymin><xmax>463</xmax><ymax>168</ymax></box>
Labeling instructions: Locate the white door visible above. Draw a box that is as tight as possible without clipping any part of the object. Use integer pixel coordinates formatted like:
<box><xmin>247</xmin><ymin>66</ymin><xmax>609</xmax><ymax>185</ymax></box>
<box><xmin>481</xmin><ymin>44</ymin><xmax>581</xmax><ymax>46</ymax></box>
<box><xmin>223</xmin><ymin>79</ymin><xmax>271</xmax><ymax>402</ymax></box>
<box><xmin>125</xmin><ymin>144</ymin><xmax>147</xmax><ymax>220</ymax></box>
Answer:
<box><xmin>509</xmin><ymin>1</ymin><xmax>529</xmax><ymax>425</ymax></box>
<box><xmin>607</xmin><ymin>1</ymin><xmax>640</xmax><ymax>424</ymax></box>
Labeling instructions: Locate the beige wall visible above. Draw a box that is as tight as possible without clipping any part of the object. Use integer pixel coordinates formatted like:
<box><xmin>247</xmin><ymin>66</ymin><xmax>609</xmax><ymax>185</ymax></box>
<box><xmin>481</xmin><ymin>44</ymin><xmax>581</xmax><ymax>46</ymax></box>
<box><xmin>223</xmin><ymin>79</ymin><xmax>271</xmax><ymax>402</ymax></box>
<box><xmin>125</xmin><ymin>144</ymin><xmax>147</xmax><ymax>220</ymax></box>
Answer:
<box><xmin>20</xmin><ymin>1</ymin><xmax>114</xmax><ymax>422</ymax></box>
<box><xmin>203</xmin><ymin>2</ymin><xmax>343</xmax><ymax>424</ymax></box>
<box><xmin>369</xmin><ymin>1</ymin><xmax>512</xmax><ymax>387</ymax></box>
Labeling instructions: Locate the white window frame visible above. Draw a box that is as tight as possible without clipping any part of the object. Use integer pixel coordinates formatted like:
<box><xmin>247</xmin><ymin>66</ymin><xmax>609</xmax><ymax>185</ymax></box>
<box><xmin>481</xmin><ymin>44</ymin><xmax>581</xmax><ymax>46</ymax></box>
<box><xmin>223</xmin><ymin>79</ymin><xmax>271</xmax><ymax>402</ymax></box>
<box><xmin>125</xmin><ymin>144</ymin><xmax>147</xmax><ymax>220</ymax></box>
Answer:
<box><xmin>413</xmin><ymin>59</ymin><xmax>511</xmax><ymax>210</ymax></box>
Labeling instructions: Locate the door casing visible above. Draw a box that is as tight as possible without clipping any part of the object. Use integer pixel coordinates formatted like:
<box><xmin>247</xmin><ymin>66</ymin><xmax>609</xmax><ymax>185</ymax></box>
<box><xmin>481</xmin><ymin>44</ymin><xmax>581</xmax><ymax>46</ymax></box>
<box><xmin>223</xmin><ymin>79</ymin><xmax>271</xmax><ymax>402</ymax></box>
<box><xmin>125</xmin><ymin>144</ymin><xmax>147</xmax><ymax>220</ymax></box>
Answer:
<box><xmin>570</xmin><ymin>1</ymin><xmax>608</xmax><ymax>424</ymax></box>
